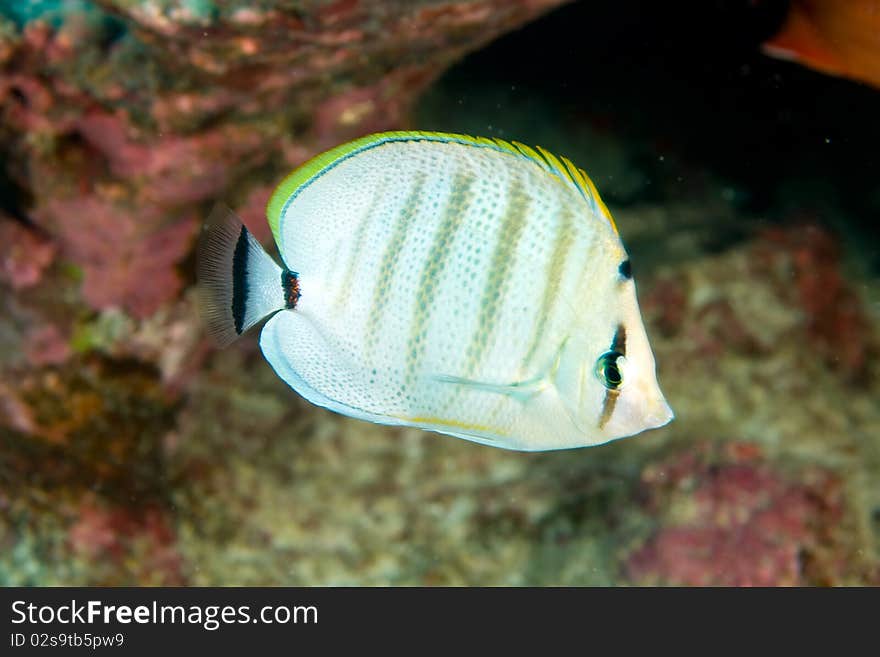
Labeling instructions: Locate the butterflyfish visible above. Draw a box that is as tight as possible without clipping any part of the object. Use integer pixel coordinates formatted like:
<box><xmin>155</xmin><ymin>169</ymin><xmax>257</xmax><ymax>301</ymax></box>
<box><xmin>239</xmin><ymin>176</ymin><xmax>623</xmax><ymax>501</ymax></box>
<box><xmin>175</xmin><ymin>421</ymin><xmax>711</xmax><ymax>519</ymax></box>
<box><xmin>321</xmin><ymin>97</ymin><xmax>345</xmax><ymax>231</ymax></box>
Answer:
<box><xmin>197</xmin><ymin>131</ymin><xmax>673</xmax><ymax>451</ymax></box>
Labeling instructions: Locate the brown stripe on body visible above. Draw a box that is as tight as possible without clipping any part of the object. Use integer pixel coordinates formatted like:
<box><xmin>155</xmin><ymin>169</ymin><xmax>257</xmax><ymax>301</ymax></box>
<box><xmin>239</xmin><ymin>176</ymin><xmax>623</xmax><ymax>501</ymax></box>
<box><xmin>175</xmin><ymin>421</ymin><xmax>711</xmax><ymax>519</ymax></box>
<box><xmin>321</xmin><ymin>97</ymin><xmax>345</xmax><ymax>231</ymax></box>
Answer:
<box><xmin>462</xmin><ymin>179</ymin><xmax>531</xmax><ymax>377</ymax></box>
<box><xmin>521</xmin><ymin>204</ymin><xmax>576</xmax><ymax>372</ymax></box>
<box><xmin>611</xmin><ymin>324</ymin><xmax>626</xmax><ymax>355</ymax></box>
<box><xmin>334</xmin><ymin>179</ymin><xmax>388</xmax><ymax>314</ymax></box>
<box><xmin>364</xmin><ymin>172</ymin><xmax>427</xmax><ymax>354</ymax></box>
<box><xmin>434</xmin><ymin>177</ymin><xmax>532</xmax><ymax>416</ymax></box>
<box><xmin>598</xmin><ymin>389</ymin><xmax>619</xmax><ymax>429</ymax></box>
<box><xmin>405</xmin><ymin>172</ymin><xmax>475</xmax><ymax>384</ymax></box>
<box><xmin>598</xmin><ymin>324</ymin><xmax>627</xmax><ymax>429</ymax></box>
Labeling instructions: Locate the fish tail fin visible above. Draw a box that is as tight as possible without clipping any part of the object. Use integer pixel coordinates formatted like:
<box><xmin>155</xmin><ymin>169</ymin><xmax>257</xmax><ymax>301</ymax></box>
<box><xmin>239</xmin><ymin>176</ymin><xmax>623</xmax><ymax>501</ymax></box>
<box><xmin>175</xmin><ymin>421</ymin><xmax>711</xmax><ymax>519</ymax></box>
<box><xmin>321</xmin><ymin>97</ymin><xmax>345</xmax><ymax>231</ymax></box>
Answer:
<box><xmin>197</xmin><ymin>203</ymin><xmax>288</xmax><ymax>347</ymax></box>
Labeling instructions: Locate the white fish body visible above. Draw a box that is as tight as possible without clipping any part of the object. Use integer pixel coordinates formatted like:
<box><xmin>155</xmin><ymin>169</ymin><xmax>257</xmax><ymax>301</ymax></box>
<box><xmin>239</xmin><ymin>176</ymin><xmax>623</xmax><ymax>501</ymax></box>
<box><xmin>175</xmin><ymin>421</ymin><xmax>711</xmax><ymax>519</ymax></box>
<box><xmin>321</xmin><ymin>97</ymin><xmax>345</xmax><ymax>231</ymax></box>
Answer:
<box><xmin>198</xmin><ymin>132</ymin><xmax>673</xmax><ymax>451</ymax></box>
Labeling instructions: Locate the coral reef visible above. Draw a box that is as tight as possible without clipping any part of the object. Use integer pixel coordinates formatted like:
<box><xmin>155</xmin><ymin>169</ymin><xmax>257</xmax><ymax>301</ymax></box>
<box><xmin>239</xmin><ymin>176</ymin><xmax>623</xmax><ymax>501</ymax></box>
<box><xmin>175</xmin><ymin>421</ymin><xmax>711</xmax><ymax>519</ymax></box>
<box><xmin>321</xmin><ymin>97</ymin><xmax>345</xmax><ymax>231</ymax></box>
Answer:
<box><xmin>625</xmin><ymin>442</ymin><xmax>867</xmax><ymax>586</ymax></box>
<box><xmin>0</xmin><ymin>218</ymin><xmax>55</xmax><ymax>290</ymax></box>
<box><xmin>1</xmin><ymin>0</ymin><xmax>567</xmax><ymax>316</ymax></box>
<box><xmin>8</xmin><ymin>215</ymin><xmax>875</xmax><ymax>586</ymax></box>
<box><xmin>1</xmin><ymin>1</ymin><xmax>878</xmax><ymax>586</ymax></box>
<box><xmin>0</xmin><ymin>354</ymin><xmax>181</xmax><ymax>584</ymax></box>
<box><xmin>754</xmin><ymin>224</ymin><xmax>873</xmax><ymax>380</ymax></box>
<box><xmin>3</xmin><ymin>209</ymin><xmax>878</xmax><ymax>587</ymax></box>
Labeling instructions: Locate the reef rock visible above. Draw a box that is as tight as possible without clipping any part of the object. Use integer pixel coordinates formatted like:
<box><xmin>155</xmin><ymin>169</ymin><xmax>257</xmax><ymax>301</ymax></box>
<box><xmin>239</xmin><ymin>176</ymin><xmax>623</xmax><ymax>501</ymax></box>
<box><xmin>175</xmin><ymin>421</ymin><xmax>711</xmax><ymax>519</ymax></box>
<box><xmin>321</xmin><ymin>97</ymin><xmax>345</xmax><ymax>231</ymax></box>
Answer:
<box><xmin>0</xmin><ymin>0</ymin><xmax>568</xmax><ymax>317</ymax></box>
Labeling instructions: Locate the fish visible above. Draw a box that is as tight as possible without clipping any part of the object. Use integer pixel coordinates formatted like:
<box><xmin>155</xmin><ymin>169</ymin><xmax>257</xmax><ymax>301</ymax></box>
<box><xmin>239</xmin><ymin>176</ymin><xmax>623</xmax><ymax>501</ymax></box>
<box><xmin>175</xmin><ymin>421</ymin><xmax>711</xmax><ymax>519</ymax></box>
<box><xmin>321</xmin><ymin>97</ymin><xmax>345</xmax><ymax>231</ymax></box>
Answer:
<box><xmin>197</xmin><ymin>131</ymin><xmax>673</xmax><ymax>451</ymax></box>
<box><xmin>762</xmin><ymin>0</ymin><xmax>880</xmax><ymax>89</ymax></box>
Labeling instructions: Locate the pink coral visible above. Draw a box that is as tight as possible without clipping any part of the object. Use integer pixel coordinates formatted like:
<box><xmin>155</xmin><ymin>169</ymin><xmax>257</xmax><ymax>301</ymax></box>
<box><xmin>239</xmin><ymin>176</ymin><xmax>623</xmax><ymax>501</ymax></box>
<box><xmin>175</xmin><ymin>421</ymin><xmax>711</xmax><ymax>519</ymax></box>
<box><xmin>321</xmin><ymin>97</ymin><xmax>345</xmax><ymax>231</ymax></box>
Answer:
<box><xmin>626</xmin><ymin>443</ymin><xmax>848</xmax><ymax>586</ymax></box>
<box><xmin>76</xmin><ymin>112</ymin><xmax>272</xmax><ymax>206</ymax></box>
<box><xmin>2</xmin><ymin>1</ymin><xmax>567</xmax><ymax>320</ymax></box>
<box><xmin>236</xmin><ymin>184</ymin><xmax>276</xmax><ymax>245</ymax></box>
<box><xmin>24</xmin><ymin>324</ymin><xmax>71</xmax><ymax>366</ymax></box>
<box><xmin>42</xmin><ymin>196</ymin><xmax>197</xmax><ymax>318</ymax></box>
<box><xmin>68</xmin><ymin>498</ymin><xmax>185</xmax><ymax>585</ymax></box>
<box><xmin>0</xmin><ymin>220</ymin><xmax>56</xmax><ymax>289</ymax></box>
<box><xmin>641</xmin><ymin>275</ymin><xmax>687</xmax><ymax>337</ymax></box>
<box><xmin>755</xmin><ymin>225</ymin><xmax>872</xmax><ymax>380</ymax></box>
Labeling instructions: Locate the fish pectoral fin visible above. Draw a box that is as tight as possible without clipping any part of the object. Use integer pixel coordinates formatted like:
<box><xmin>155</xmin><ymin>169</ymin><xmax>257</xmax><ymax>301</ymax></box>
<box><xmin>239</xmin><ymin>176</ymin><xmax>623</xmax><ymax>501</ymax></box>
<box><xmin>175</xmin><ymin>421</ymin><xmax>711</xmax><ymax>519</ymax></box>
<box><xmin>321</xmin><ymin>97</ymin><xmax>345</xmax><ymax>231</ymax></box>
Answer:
<box><xmin>432</xmin><ymin>338</ymin><xmax>569</xmax><ymax>403</ymax></box>
<box><xmin>431</xmin><ymin>373</ymin><xmax>547</xmax><ymax>403</ymax></box>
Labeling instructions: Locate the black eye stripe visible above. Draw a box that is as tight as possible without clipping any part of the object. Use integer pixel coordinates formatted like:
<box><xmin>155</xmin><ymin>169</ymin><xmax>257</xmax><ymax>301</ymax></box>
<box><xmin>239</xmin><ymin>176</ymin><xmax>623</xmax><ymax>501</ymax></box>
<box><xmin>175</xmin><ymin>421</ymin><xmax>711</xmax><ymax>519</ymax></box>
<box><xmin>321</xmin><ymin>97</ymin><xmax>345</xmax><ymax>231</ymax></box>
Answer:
<box><xmin>618</xmin><ymin>259</ymin><xmax>632</xmax><ymax>280</ymax></box>
<box><xmin>598</xmin><ymin>324</ymin><xmax>627</xmax><ymax>429</ymax></box>
<box><xmin>611</xmin><ymin>324</ymin><xmax>626</xmax><ymax>356</ymax></box>
<box><xmin>598</xmin><ymin>387</ymin><xmax>619</xmax><ymax>429</ymax></box>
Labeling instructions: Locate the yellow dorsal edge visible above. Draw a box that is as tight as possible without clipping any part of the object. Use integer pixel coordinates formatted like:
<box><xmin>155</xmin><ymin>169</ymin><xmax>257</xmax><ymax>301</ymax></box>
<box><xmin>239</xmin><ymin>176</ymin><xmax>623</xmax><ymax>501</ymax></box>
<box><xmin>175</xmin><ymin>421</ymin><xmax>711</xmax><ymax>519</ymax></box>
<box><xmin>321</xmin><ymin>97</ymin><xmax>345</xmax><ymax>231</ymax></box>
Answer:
<box><xmin>266</xmin><ymin>131</ymin><xmax>618</xmax><ymax>242</ymax></box>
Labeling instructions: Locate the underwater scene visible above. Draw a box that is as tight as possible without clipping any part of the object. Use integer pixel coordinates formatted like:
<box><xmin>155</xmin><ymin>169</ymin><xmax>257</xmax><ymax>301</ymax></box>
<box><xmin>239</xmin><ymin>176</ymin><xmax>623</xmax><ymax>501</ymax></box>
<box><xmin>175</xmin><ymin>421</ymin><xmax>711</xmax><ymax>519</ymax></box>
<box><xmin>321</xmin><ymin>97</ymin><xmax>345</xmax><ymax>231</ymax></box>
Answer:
<box><xmin>1</xmin><ymin>0</ymin><xmax>878</xmax><ymax>586</ymax></box>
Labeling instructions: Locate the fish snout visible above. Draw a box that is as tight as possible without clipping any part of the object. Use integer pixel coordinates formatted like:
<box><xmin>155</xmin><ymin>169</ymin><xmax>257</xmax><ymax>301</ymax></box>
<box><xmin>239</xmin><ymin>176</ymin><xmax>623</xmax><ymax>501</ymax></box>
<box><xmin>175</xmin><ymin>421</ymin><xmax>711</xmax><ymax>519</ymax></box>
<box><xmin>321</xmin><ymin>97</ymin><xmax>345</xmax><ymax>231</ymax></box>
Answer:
<box><xmin>644</xmin><ymin>396</ymin><xmax>674</xmax><ymax>430</ymax></box>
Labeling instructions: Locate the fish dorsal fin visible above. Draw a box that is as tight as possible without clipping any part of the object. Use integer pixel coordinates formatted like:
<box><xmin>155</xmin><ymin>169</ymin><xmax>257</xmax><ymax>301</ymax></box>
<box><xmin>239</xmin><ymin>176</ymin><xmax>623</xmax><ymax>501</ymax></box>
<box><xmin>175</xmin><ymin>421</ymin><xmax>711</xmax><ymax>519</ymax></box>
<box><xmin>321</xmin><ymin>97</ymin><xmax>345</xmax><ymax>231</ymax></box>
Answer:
<box><xmin>497</xmin><ymin>139</ymin><xmax>618</xmax><ymax>235</ymax></box>
<box><xmin>266</xmin><ymin>131</ymin><xmax>619</xmax><ymax>243</ymax></box>
<box><xmin>438</xmin><ymin>134</ymin><xmax>617</xmax><ymax>234</ymax></box>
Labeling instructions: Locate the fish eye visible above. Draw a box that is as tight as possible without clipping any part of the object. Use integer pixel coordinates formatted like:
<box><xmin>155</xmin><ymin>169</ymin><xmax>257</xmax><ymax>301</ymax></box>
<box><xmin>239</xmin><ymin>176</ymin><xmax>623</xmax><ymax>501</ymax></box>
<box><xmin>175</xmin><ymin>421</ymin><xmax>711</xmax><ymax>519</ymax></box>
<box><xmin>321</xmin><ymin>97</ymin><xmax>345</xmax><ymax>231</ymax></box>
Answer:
<box><xmin>595</xmin><ymin>351</ymin><xmax>624</xmax><ymax>390</ymax></box>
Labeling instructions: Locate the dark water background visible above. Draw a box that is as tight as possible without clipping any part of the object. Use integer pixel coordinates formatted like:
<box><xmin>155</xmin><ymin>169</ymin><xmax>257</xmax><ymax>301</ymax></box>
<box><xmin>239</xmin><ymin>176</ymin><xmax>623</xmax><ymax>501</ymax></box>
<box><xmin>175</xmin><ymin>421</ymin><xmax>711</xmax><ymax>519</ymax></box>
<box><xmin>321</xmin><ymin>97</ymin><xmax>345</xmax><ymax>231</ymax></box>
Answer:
<box><xmin>422</xmin><ymin>0</ymin><xmax>880</xmax><ymax>273</ymax></box>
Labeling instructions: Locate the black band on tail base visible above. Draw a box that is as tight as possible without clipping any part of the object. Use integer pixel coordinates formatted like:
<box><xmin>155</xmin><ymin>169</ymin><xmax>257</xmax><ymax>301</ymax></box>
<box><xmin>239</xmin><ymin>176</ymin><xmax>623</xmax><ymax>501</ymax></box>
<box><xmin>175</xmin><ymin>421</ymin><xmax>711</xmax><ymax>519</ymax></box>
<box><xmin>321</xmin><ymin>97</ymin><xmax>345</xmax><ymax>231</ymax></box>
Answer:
<box><xmin>231</xmin><ymin>226</ymin><xmax>250</xmax><ymax>335</ymax></box>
